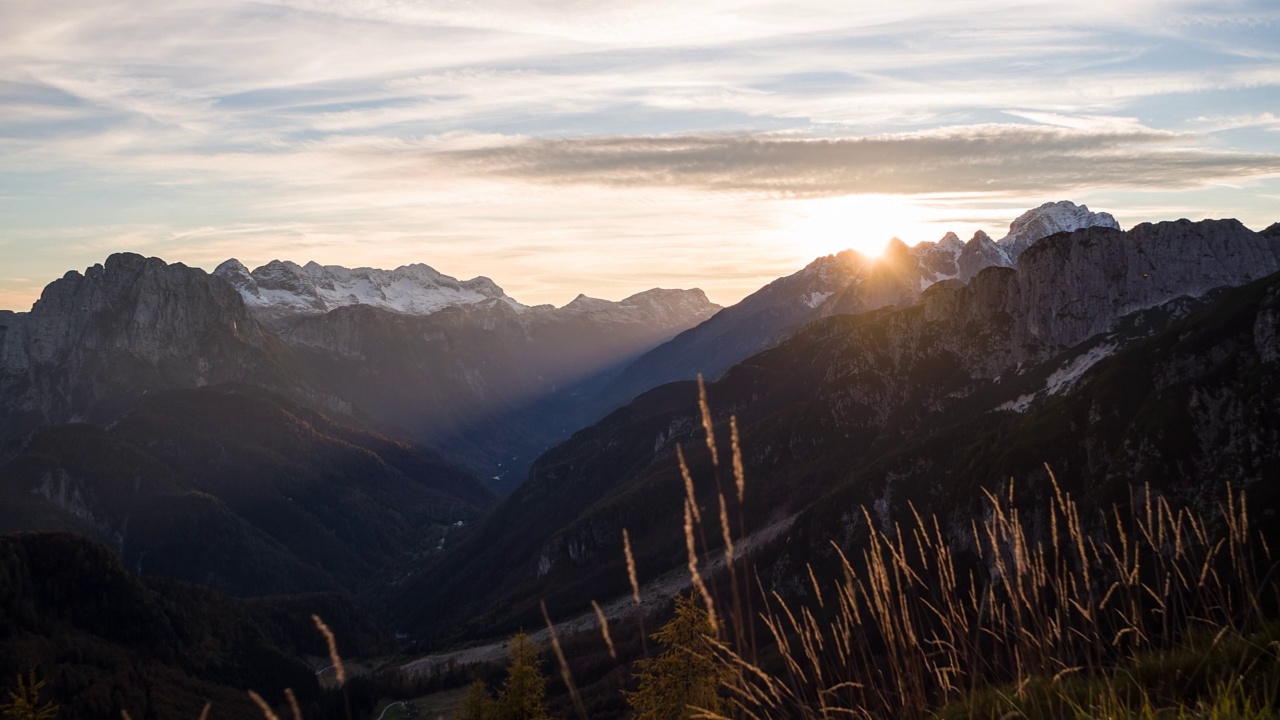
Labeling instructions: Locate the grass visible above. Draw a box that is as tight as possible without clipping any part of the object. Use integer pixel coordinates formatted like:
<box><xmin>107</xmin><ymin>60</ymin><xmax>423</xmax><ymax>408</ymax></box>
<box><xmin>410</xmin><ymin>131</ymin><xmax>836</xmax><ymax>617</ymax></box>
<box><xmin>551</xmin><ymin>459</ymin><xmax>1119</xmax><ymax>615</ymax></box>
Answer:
<box><xmin>625</xmin><ymin>378</ymin><xmax>1280</xmax><ymax>720</ymax></box>
<box><xmin>936</xmin><ymin>623</ymin><xmax>1280</xmax><ymax>719</ymax></box>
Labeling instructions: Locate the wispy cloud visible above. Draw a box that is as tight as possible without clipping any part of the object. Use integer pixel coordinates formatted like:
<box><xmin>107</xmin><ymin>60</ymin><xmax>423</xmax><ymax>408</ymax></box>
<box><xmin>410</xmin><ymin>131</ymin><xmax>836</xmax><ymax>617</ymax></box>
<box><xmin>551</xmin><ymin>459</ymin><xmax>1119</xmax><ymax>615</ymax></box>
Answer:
<box><xmin>444</xmin><ymin>124</ymin><xmax>1280</xmax><ymax>196</ymax></box>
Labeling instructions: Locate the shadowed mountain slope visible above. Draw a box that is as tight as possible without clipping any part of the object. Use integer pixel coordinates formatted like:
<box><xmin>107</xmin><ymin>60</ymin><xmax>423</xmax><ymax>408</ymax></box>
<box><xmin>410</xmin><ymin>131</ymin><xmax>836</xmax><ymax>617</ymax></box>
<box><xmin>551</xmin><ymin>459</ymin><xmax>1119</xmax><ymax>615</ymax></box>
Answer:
<box><xmin>0</xmin><ymin>384</ymin><xmax>494</xmax><ymax>601</ymax></box>
<box><xmin>392</xmin><ymin>218</ymin><xmax>1280</xmax><ymax>640</ymax></box>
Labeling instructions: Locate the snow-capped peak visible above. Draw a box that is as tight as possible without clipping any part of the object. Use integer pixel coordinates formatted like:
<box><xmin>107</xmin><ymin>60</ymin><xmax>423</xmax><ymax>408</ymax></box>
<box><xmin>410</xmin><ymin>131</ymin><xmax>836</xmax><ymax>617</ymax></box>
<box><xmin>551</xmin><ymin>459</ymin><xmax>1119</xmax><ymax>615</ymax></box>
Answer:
<box><xmin>937</xmin><ymin>231</ymin><xmax>964</xmax><ymax>251</ymax></box>
<box><xmin>998</xmin><ymin>201</ymin><xmax>1120</xmax><ymax>261</ymax></box>
<box><xmin>213</xmin><ymin>259</ymin><xmax>524</xmax><ymax>319</ymax></box>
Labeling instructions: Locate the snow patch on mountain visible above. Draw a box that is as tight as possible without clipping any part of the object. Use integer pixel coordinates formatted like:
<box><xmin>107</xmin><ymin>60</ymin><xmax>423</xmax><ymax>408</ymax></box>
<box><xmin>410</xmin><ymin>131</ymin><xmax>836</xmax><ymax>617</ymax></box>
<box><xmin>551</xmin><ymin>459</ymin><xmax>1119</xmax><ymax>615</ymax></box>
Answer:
<box><xmin>997</xmin><ymin>343</ymin><xmax>1117</xmax><ymax>413</ymax></box>
<box><xmin>805</xmin><ymin>291</ymin><xmax>834</xmax><ymax>308</ymax></box>
<box><xmin>1045</xmin><ymin>343</ymin><xmax>1116</xmax><ymax>396</ymax></box>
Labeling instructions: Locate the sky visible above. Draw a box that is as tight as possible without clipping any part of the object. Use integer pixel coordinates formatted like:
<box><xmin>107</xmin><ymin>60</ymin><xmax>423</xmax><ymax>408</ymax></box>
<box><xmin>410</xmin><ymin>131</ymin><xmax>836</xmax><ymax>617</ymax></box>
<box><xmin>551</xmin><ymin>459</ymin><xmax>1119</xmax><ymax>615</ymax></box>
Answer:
<box><xmin>1</xmin><ymin>0</ymin><xmax>1278</xmax><ymax>310</ymax></box>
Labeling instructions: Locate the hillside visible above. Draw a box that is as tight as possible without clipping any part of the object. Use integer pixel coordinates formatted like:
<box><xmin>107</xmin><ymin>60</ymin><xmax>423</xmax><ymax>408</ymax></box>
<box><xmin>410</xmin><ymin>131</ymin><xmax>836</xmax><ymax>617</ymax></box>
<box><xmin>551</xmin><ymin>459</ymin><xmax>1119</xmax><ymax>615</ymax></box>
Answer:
<box><xmin>0</xmin><ymin>531</ymin><xmax>385</xmax><ymax>720</ymax></box>
<box><xmin>392</xmin><ymin>219</ymin><xmax>1280</xmax><ymax>640</ymax></box>
<box><xmin>0</xmin><ymin>384</ymin><xmax>494</xmax><ymax>601</ymax></box>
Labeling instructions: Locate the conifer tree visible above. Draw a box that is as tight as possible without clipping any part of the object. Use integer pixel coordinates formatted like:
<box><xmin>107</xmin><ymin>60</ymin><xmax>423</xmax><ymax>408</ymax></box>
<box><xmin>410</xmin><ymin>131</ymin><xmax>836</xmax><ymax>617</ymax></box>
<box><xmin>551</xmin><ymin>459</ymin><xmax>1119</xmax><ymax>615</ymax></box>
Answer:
<box><xmin>0</xmin><ymin>671</ymin><xmax>58</xmax><ymax>720</ymax></box>
<box><xmin>627</xmin><ymin>594</ymin><xmax>727</xmax><ymax>720</ymax></box>
<box><xmin>495</xmin><ymin>633</ymin><xmax>549</xmax><ymax>720</ymax></box>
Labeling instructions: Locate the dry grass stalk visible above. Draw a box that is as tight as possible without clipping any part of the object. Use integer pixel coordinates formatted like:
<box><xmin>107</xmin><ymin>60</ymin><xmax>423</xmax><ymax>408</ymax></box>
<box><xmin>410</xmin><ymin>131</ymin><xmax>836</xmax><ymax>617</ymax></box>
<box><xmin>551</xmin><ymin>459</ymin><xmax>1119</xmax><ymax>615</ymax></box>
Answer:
<box><xmin>623</xmin><ymin>528</ymin><xmax>641</xmax><ymax>606</ymax></box>
<box><xmin>685</xmin><ymin>499</ymin><xmax>719</xmax><ymax>630</ymax></box>
<box><xmin>311</xmin><ymin>614</ymin><xmax>346</xmax><ymax>686</ymax></box>
<box><xmin>730</xmin><ymin>416</ymin><xmax>745</xmax><ymax>503</ymax></box>
<box><xmin>697</xmin><ymin>374</ymin><xmax>719</xmax><ymax>467</ymax></box>
<box><xmin>284</xmin><ymin>689</ymin><xmax>303</xmax><ymax>720</ymax></box>
<box><xmin>679</xmin><ymin>445</ymin><xmax>702</xmax><ymax>524</ymax></box>
<box><xmin>709</xmin><ymin>480</ymin><xmax>1272</xmax><ymax>720</ymax></box>
<box><xmin>248</xmin><ymin>690</ymin><xmax>281</xmax><ymax>720</ymax></box>
<box><xmin>623</xmin><ymin>527</ymin><xmax>650</xmax><ymax>656</ymax></box>
<box><xmin>592</xmin><ymin>600</ymin><xmax>618</xmax><ymax>659</ymax></box>
<box><xmin>542</xmin><ymin>601</ymin><xmax>589</xmax><ymax>720</ymax></box>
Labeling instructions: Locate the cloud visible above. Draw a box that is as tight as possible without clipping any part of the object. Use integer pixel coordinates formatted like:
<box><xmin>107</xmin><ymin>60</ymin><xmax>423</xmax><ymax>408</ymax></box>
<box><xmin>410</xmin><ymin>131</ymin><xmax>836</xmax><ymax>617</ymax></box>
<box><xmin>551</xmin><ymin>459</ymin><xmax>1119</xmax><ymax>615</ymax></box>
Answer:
<box><xmin>442</xmin><ymin>123</ymin><xmax>1280</xmax><ymax>197</ymax></box>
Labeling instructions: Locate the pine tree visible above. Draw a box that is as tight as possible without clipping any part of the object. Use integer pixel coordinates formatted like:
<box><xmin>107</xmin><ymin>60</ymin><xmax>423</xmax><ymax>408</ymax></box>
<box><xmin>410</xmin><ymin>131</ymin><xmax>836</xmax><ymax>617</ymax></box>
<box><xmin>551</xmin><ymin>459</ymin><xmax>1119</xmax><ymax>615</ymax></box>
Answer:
<box><xmin>626</xmin><ymin>594</ymin><xmax>726</xmax><ymax>720</ymax></box>
<box><xmin>495</xmin><ymin>633</ymin><xmax>549</xmax><ymax>720</ymax></box>
<box><xmin>456</xmin><ymin>679</ymin><xmax>495</xmax><ymax>720</ymax></box>
<box><xmin>0</xmin><ymin>671</ymin><xmax>58</xmax><ymax>720</ymax></box>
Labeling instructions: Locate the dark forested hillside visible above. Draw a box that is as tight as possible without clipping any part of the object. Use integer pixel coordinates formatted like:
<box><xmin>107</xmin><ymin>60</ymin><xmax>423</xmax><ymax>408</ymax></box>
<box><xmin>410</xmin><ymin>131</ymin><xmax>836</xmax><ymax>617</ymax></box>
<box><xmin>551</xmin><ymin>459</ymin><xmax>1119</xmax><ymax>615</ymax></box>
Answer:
<box><xmin>0</xmin><ymin>531</ymin><xmax>385</xmax><ymax>720</ymax></box>
<box><xmin>0</xmin><ymin>384</ymin><xmax>494</xmax><ymax>602</ymax></box>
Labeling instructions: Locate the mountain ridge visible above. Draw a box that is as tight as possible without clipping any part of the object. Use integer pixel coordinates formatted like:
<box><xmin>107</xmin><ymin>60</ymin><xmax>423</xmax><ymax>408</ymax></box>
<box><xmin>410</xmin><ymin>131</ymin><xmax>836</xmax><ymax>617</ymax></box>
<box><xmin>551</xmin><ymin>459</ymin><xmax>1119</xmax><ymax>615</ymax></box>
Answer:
<box><xmin>392</xmin><ymin>216</ymin><xmax>1280</xmax><ymax>639</ymax></box>
<box><xmin>596</xmin><ymin>200</ymin><xmax>1124</xmax><ymax>410</ymax></box>
<box><xmin>214</xmin><ymin>257</ymin><xmax>721</xmax><ymax>327</ymax></box>
<box><xmin>0</xmin><ymin>252</ymin><xmax>721</xmax><ymax>491</ymax></box>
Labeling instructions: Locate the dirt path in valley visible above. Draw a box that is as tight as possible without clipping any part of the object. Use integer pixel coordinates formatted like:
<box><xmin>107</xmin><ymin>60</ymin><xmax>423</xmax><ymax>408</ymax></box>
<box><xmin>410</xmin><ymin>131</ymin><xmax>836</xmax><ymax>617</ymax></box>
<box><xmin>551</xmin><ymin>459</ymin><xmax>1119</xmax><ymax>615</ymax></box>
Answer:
<box><xmin>399</xmin><ymin>513</ymin><xmax>797</xmax><ymax>676</ymax></box>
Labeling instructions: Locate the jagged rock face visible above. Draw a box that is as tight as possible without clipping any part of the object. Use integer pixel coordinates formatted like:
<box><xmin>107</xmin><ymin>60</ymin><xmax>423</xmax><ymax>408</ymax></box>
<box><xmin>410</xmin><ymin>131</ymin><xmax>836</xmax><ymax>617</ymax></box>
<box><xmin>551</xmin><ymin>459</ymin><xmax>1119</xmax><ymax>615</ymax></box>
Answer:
<box><xmin>214</xmin><ymin>258</ymin><xmax>519</xmax><ymax>322</ymax></box>
<box><xmin>1007</xmin><ymin>219</ymin><xmax>1279</xmax><ymax>351</ymax></box>
<box><xmin>998</xmin><ymin>200</ymin><xmax>1119</xmax><ymax>261</ymax></box>
<box><xmin>1256</xmin><ymin>285</ymin><xmax>1280</xmax><ymax>364</ymax></box>
<box><xmin>844</xmin><ymin>220</ymin><xmax>1277</xmax><ymax>384</ymax></box>
<box><xmin>911</xmin><ymin>231</ymin><xmax>964</xmax><ymax>279</ymax></box>
<box><xmin>0</xmin><ymin>254</ymin><xmax>293</xmax><ymax>439</ymax></box>
<box><xmin>957</xmin><ymin>230</ymin><xmax>1008</xmax><ymax>282</ymax></box>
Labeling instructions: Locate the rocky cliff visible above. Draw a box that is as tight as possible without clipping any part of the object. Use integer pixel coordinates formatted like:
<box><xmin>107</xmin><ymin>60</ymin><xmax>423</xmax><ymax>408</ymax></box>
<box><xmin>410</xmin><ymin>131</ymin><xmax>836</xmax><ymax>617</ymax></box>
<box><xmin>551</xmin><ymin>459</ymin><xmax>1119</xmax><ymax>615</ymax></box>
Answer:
<box><xmin>0</xmin><ymin>253</ymin><xmax>297</xmax><ymax>439</ymax></box>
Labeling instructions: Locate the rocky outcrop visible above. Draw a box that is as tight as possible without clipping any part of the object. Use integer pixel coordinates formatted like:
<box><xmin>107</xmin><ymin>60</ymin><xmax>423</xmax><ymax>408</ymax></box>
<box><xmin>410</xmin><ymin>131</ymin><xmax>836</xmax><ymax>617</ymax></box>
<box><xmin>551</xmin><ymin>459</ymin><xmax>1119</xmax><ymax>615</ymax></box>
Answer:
<box><xmin>0</xmin><ymin>253</ymin><xmax>295</xmax><ymax>439</ymax></box>
<box><xmin>1009</xmin><ymin>219</ymin><xmax>1278</xmax><ymax>350</ymax></box>
<box><xmin>912</xmin><ymin>232</ymin><xmax>964</xmax><ymax>279</ymax></box>
<box><xmin>958</xmin><ymin>230</ymin><xmax>1008</xmax><ymax>282</ymax></box>
<box><xmin>1256</xmin><ymin>285</ymin><xmax>1280</xmax><ymax>364</ymax></box>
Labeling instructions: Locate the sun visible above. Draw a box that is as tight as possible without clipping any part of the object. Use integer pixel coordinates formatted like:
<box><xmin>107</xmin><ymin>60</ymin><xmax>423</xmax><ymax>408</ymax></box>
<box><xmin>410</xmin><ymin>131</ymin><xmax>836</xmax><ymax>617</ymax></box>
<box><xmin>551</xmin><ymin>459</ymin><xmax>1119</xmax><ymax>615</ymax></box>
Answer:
<box><xmin>780</xmin><ymin>195</ymin><xmax>942</xmax><ymax>260</ymax></box>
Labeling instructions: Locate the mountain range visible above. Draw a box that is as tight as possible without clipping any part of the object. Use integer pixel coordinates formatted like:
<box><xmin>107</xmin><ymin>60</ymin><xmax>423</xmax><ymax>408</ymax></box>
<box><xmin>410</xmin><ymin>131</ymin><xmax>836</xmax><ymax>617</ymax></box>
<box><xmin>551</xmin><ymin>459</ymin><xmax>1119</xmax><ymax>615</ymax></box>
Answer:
<box><xmin>597</xmin><ymin>200</ymin><xmax>1119</xmax><ymax>409</ymax></box>
<box><xmin>3</xmin><ymin>200</ymin><xmax>1278</xmax><ymax>719</ymax></box>
<box><xmin>393</xmin><ymin>215</ymin><xmax>1280</xmax><ymax>640</ymax></box>
<box><xmin>0</xmin><ymin>254</ymin><xmax>720</xmax><ymax>492</ymax></box>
